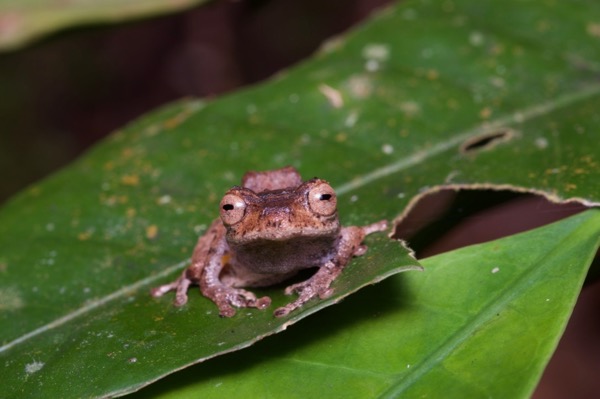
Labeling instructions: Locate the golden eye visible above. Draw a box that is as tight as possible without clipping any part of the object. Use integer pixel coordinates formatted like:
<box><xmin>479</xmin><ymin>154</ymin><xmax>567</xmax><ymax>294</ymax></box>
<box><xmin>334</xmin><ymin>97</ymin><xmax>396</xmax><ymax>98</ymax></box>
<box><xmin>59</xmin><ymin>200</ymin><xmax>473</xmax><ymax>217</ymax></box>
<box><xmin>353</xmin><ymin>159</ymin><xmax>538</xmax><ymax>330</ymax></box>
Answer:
<box><xmin>307</xmin><ymin>183</ymin><xmax>337</xmax><ymax>216</ymax></box>
<box><xmin>219</xmin><ymin>194</ymin><xmax>247</xmax><ymax>225</ymax></box>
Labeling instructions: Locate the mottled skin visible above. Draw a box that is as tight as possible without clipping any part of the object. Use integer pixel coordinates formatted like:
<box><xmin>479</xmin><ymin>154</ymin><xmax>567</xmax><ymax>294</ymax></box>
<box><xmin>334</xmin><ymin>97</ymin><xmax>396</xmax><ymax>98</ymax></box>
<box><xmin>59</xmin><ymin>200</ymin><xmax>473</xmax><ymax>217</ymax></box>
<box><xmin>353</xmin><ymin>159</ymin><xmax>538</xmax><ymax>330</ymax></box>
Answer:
<box><xmin>151</xmin><ymin>166</ymin><xmax>387</xmax><ymax>317</ymax></box>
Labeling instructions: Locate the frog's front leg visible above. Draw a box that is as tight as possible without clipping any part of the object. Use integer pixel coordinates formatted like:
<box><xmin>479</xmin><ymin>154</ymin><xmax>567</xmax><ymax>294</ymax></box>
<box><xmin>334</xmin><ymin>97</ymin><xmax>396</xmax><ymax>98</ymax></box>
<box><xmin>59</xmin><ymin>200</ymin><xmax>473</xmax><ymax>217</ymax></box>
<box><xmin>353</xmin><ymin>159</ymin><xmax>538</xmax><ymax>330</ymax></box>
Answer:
<box><xmin>150</xmin><ymin>269</ymin><xmax>192</xmax><ymax>306</ymax></box>
<box><xmin>200</xmin><ymin>253</ymin><xmax>272</xmax><ymax>317</ymax></box>
<box><xmin>152</xmin><ymin>220</ymin><xmax>271</xmax><ymax>316</ymax></box>
<box><xmin>151</xmin><ymin>219</ymin><xmax>225</xmax><ymax>306</ymax></box>
<box><xmin>274</xmin><ymin>220</ymin><xmax>388</xmax><ymax>317</ymax></box>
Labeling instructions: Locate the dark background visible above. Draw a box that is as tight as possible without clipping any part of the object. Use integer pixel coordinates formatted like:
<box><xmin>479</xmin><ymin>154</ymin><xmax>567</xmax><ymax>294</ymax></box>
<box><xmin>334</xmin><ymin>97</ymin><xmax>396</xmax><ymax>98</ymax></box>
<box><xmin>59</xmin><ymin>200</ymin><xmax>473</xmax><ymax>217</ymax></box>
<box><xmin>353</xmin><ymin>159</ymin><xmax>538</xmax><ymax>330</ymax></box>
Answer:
<box><xmin>0</xmin><ymin>0</ymin><xmax>598</xmax><ymax>396</ymax></box>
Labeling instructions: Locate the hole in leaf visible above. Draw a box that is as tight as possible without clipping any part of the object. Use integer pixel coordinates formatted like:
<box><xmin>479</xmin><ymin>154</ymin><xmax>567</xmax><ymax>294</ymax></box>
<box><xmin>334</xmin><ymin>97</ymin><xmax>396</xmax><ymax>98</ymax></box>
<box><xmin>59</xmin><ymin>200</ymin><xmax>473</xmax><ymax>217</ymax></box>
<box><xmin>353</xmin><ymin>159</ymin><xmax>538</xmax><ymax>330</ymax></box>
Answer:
<box><xmin>393</xmin><ymin>189</ymin><xmax>587</xmax><ymax>258</ymax></box>
<box><xmin>460</xmin><ymin>129</ymin><xmax>515</xmax><ymax>153</ymax></box>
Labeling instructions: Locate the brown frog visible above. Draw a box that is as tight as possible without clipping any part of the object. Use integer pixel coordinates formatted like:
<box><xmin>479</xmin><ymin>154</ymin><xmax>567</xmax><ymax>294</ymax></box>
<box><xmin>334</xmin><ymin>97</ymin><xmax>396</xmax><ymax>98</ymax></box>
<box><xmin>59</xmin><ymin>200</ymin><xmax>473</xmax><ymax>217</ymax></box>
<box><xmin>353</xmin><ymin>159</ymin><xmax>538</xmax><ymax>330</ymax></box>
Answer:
<box><xmin>151</xmin><ymin>166</ymin><xmax>387</xmax><ymax>317</ymax></box>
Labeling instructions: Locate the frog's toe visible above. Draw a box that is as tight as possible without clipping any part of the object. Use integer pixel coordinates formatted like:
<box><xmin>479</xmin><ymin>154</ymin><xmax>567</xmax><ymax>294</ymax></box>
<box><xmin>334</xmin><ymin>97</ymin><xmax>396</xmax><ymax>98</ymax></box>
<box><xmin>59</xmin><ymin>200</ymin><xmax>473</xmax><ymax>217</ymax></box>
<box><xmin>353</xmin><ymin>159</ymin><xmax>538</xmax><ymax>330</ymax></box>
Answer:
<box><xmin>256</xmin><ymin>296</ymin><xmax>272</xmax><ymax>309</ymax></box>
<box><xmin>222</xmin><ymin>289</ymin><xmax>272</xmax><ymax>314</ymax></box>
<box><xmin>353</xmin><ymin>244</ymin><xmax>368</xmax><ymax>256</ymax></box>
<box><xmin>228</xmin><ymin>288</ymin><xmax>257</xmax><ymax>306</ymax></box>
<box><xmin>284</xmin><ymin>280</ymin><xmax>313</xmax><ymax>296</ymax></box>
<box><xmin>273</xmin><ymin>294</ymin><xmax>315</xmax><ymax>317</ymax></box>
<box><xmin>318</xmin><ymin>288</ymin><xmax>334</xmax><ymax>299</ymax></box>
<box><xmin>173</xmin><ymin>293</ymin><xmax>189</xmax><ymax>307</ymax></box>
<box><xmin>362</xmin><ymin>220</ymin><xmax>388</xmax><ymax>235</ymax></box>
<box><xmin>274</xmin><ymin>305</ymin><xmax>292</xmax><ymax>318</ymax></box>
<box><xmin>218</xmin><ymin>304</ymin><xmax>237</xmax><ymax>317</ymax></box>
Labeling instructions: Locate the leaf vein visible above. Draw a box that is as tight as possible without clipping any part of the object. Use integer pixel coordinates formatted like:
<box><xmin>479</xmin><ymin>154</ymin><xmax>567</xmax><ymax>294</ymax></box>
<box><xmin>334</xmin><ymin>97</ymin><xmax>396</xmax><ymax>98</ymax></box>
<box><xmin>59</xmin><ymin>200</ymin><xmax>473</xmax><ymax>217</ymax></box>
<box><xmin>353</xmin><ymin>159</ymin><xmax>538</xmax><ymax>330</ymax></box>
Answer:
<box><xmin>0</xmin><ymin>259</ymin><xmax>189</xmax><ymax>354</ymax></box>
<box><xmin>335</xmin><ymin>83</ymin><xmax>600</xmax><ymax>196</ymax></box>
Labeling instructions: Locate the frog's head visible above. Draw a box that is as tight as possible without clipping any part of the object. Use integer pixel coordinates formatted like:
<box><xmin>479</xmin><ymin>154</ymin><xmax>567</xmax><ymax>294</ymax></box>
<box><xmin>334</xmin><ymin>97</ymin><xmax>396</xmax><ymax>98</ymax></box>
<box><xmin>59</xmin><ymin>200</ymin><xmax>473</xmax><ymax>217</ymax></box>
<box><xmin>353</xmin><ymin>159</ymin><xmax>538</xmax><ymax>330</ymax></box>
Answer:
<box><xmin>219</xmin><ymin>178</ymin><xmax>341</xmax><ymax>245</ymax></box>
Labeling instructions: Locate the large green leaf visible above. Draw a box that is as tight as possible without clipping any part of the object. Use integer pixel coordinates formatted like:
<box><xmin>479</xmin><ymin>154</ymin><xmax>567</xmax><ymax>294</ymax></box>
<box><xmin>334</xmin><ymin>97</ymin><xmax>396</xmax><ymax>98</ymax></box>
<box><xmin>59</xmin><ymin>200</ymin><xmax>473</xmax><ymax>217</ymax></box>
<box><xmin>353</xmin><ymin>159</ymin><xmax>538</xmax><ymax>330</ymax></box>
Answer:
<box><xmin>0</xmin><ymin>0</ymin><xmax>208</xmax><ymax>51</ymax></box>
<box><xmin>1</xmin><ymin>0</ymin><xmax>600</xmax><ymax>397</ymax></box>
<box><xmin>1</xmin><ymin>234</ymin><xmax>419</xmax><ymax>398</ymax></box>
<box><xmin>131</xmin><ymin>209</ymin><xmax>600</xmax><ymax>398</ymax></box>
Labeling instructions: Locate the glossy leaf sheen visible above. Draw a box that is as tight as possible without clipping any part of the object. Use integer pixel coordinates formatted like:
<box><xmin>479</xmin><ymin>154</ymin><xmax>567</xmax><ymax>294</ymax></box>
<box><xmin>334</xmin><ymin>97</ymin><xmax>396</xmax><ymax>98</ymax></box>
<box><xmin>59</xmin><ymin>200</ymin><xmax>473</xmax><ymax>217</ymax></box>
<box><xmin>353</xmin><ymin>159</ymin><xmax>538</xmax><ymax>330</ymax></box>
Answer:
<box><xmin>1</xmin><ymin>0</ymin><xmax>600</xmax><ymax>397</ymax></box>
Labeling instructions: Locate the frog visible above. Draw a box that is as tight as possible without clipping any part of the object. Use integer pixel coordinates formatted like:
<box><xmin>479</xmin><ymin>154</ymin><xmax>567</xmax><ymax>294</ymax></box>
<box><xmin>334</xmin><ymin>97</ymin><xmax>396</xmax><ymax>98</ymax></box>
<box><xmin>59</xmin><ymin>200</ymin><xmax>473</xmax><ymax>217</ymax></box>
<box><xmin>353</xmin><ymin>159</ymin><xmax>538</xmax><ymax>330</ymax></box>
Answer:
<box><xmin>151</xmin><ymin>166</ymin><xmax>388</xmax><ymax>317</ymax></box>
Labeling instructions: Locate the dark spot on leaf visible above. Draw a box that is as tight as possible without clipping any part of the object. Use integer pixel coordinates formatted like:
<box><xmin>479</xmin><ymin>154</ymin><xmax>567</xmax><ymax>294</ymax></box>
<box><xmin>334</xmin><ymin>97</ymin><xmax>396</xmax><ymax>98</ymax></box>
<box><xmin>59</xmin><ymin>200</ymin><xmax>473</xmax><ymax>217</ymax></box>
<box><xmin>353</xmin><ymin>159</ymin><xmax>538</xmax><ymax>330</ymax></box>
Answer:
<box><xmin>460</xmin><ymin>129</ymin><xmax>515</xmax><ymax>154</ymax></box>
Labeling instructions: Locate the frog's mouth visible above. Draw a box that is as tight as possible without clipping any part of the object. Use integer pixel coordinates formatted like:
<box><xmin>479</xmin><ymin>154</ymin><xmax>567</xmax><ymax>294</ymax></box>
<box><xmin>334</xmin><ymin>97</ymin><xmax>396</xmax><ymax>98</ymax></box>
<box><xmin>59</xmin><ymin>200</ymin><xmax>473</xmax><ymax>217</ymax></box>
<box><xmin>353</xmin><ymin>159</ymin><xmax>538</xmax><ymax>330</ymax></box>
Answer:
<box><xmin>227</xmin><ymin>223</ymin><xmax>341</xmax><ymax>244</ymax></box>
<box><xmin>229</xmin><ymin>234</ymin><xmax>341</xmax><ymax>274</ymax></box>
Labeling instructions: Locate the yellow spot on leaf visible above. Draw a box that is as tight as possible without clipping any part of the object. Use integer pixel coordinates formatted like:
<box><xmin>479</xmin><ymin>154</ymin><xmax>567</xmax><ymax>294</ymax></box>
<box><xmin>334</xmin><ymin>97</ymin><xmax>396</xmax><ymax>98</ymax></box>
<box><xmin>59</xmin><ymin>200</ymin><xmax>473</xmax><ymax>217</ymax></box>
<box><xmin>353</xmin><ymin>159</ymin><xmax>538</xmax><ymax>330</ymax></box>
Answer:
<box><xmin>580</xmin><ymin>155</ymin><xmax>597</xmax><ymax>168</ymax></box>
<box><xmin>164</xmin><ymin>111</ymin><xmax>188</xmax><ymax>129</ymax></box>
<box><xmin>145</xmin><ymin>125</ymin><xmax>160</xmax><ymax>136</ymax></box>
<box><xmin>586</xmin><ymin>22</ymin><xmax>600</xmax><ymax>38</ymax></box>
<box><xmin>29</xmin><ymin>186</ymin><xmax>41</xmax><ymax>196</ymax></box>
<box><xmin>126</xmin><ymin>208</ymin><xmax>137</xmax><ymax>218</ymax></box>
<box><xmin>427</xmin><ymin>69</ymin><xmax>439</xmax><ymax>80</ymax></box>
<box><xmin>565</xmin><ymin>183</ymin><xmax>577</xmax><ymax>192</ymax></box>
<box><xmin>335</xmin><ymin>132</ymin><xmax>348</xmax><ymax>142</ymax></box>
<box><xmin>146</xmin><ymin>225</ymin><xmax>159</xmax><ymax>240</ymax></box>
<box><xmin>121</xmin><ymin>175</ymin><xmax>139</xmax><ymax>186</ymax></box>
<box><xmin>121</xmin><ymin>148</ymin><xmax>134</xmax><ymax>158</ymax></box>
<box><xmin>479</xmin><ymin>107</ymin><xmax>492</xmax><ymax>119</ymax></box>
<box><xmin>78</xmin><ymin>230</ymin><xmax>93</xmax><ymax>241</ymax></box>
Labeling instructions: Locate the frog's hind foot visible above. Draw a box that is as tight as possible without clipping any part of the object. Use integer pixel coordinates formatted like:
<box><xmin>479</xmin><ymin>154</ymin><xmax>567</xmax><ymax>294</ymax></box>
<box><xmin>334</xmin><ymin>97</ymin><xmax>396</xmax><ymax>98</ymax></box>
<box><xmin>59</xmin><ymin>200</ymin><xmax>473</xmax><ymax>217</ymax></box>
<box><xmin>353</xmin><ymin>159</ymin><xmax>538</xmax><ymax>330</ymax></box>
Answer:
<box><xmin>203</xmin><ymin>286</ymin><xmax>272</xmax><ymax>317</ymax></box>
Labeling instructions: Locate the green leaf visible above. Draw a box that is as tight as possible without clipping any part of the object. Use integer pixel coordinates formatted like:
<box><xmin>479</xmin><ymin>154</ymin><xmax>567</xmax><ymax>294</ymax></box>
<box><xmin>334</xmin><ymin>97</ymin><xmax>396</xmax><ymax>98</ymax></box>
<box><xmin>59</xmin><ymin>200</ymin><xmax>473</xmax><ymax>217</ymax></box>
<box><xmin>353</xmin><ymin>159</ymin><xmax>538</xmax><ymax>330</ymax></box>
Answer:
<box><xmin>132</xmin><ymin>209</ymin><xmax>600</xmax><ymax>399</ymax></box>
<box><xmin>0</xmin><ymin>0</ymin><xmax>208</xmax><ymax>51</ymax></box>
<box><xmin>0</xmin><ymin>211</ymin><xmax>419</xmax><ymax>398</ymax></box>
<box><xmin>1</xmin><ymin>0</ymin><xmax>600</xmax><ymax>397</ymax></box>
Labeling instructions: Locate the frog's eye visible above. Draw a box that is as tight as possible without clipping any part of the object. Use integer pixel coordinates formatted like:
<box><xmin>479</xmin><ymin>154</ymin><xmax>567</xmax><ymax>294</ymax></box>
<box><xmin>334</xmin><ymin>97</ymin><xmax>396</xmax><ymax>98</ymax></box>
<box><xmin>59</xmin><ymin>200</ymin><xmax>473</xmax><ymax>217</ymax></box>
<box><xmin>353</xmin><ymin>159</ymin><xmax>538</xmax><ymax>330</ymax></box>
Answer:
<box><xmin>220</xmin><ymin>194</ymin><xmax>247</xmax><ymax>225</ymax></box>
<box><xmin>308</xmin><ymin>183</ymin><xmax>337</xmax><ymax>216</ymax></box>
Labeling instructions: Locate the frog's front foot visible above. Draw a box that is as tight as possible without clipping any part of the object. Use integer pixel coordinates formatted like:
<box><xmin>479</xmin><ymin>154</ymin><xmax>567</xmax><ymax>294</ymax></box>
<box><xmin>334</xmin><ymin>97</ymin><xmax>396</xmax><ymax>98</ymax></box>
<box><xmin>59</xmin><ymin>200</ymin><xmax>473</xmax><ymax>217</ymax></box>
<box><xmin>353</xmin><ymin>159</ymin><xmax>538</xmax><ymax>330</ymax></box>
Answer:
<box><xmin>274</xmin><ymin>262</ymin><xmax>337</xmax><ymax>317</ymax></box>
<box><xmin>203</xmin><ymin>286</ymin><xmax>272</xmax><ymax>317</ymax></box>
<box><xmin>151</xmin><ymin>273</ymin><xmax>192</xmax><ymax>307</ymax></box>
